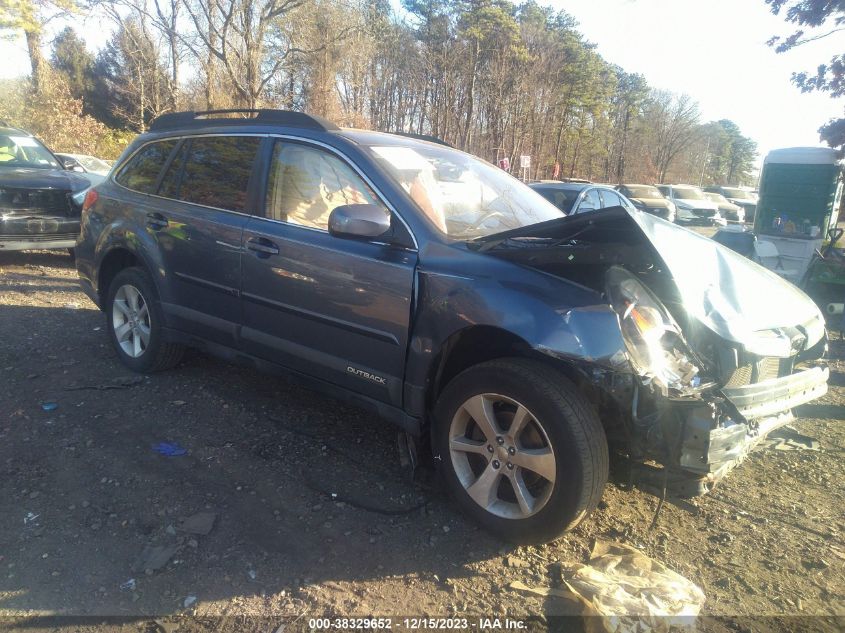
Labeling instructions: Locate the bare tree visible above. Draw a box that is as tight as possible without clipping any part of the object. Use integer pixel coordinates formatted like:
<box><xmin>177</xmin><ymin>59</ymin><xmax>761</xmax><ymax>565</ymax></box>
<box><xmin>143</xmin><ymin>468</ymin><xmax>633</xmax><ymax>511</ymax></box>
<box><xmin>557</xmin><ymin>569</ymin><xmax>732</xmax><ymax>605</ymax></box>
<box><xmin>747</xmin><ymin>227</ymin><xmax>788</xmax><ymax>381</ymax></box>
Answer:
<box><xmin>177</xmin><ymin>0</ymin><xmax>307</xmax><ymax>108</ymax></box>
<box><xmin>647</xmin><ymin>91</ymin><xmax>701</xmax><ymax>183</ymax></box>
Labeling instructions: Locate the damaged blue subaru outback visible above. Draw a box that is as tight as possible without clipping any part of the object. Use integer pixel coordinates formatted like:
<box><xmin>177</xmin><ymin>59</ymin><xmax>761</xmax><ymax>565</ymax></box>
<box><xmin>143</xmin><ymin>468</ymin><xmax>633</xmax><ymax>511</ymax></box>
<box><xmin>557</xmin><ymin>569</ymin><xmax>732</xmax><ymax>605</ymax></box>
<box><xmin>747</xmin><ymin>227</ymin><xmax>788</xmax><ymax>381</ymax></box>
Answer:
<box><xmin>75</xmin><ymin>110</ymin><xmax>829</xmax><ymax>543</ymax></box>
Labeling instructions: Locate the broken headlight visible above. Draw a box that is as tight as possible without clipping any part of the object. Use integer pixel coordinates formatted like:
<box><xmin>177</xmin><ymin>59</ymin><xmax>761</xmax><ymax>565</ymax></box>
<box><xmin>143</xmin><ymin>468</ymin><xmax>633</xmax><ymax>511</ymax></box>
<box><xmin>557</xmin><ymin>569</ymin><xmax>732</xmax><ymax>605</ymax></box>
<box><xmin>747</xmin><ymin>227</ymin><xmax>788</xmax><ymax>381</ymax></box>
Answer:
<box><xmin>606</xmin><ymin>266</ymin><xmax>699</xmax><ymax>395</ymax></box>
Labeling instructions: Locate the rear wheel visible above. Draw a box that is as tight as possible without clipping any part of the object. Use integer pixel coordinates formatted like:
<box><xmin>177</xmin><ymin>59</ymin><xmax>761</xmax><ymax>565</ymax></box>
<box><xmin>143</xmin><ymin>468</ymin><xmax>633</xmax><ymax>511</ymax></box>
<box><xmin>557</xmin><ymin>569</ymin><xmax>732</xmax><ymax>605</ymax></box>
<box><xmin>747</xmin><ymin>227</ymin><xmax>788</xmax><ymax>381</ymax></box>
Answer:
<box><xmin>106</xmin><ymin>267</ymin><xmax>184</xmax><ymax>373</ymax></box>
<box><xmin>433</xmin><ymin>359</ymin><xmax>608</xmax><ymax>544</ymax></box>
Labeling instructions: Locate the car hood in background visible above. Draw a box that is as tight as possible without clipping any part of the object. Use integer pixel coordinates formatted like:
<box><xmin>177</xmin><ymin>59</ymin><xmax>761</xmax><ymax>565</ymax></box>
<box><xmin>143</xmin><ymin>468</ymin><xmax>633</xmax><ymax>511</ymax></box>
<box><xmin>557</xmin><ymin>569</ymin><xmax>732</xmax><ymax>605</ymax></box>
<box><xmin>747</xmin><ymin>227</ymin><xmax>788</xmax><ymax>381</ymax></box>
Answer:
<box><xmin>726</xmin><ymin>197</ymin><xmax>756</xmax><ymax>207</ymax></box>
<box><xmin>630</xmin><ymin>197</ymin><xmax>671</xmax><ymax>208</ymax></box>
<box><xmin>674</xmin><ymin>198</ymin><xmax>719</xmax><ymax>210</ymax></box>
<box><xmin>0</xmin><ymin>167</ymin><xmax>94</xmax><ymax>193</ymax></box>
<box><xmin>476</xmin><ymin>207</ymin><xmax>825</xmax><ymax>355</ymax></box>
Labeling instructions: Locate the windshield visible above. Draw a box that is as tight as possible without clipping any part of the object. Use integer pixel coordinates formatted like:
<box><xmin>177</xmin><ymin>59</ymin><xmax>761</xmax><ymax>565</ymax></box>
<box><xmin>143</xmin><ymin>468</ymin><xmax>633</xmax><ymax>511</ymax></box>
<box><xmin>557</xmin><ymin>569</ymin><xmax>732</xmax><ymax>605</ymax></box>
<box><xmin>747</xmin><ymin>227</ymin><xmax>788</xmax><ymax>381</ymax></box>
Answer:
<box><xmin>704</xmin><ymin>192</ymin><xmax>728</xmax><ymax>204</ymax></box>
<box><xmin>367</xmin><ymin>142</ymin><xmax>563</xmax><ymax>238</ymax></box>
<box><xmin>721</xmin><ymin>187</ymin><xmax>752</xmax><ymax>199</ymax></box>
<box><xmin>623</xmin><ymin>185</ymin><xmax>662</xmax><ymax>199</ymax></box>
<box><xmin>673</xmin><ymin>187</ymin><xmax>705</xmax><ymax>200</ymax></box>
<box><xmin>0</xmin><ymin>134</ymin><xmax>61</xmax><ymax>169</ymax></box>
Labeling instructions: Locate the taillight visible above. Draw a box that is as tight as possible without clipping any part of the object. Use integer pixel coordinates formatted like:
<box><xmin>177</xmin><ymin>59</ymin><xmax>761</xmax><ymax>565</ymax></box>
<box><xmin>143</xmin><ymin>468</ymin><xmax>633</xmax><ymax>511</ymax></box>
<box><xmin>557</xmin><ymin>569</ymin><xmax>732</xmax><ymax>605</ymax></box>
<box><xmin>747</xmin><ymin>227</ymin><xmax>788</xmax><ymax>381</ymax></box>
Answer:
<box><xmin>82</xmin><ymin>188</ymin><xmax>99</xmax><ymax>212</ymax></box>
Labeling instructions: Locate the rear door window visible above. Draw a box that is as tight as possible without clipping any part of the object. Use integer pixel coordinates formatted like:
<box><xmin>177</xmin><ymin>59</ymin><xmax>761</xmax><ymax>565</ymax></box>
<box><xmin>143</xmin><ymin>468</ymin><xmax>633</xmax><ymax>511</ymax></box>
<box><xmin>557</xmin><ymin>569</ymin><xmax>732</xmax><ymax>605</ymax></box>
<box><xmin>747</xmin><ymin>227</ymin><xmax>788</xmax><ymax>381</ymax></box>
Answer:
<box><xmin>115</xmin><ymin>140</ymin><xmax>177</xmax><ymax>193</ymax></box>
<box><xmin>177</xmin><ymin>136</ymin><xmax>261</xmax><ymax>212</ymax></box>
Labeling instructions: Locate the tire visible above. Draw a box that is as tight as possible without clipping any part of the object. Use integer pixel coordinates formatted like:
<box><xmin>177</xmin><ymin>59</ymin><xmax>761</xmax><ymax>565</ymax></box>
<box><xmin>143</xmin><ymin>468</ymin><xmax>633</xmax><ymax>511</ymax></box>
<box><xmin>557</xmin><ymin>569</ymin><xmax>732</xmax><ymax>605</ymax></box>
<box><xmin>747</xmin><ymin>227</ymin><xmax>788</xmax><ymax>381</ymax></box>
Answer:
<box><xmin>433</xmin><ymin>358</ymin><xmax>608</xmax><ymax>544</ymax></box>
<box><xmin>105</xmin><ymin>266</ymin><xmax>184</xmax><ymax>373</ymax></box>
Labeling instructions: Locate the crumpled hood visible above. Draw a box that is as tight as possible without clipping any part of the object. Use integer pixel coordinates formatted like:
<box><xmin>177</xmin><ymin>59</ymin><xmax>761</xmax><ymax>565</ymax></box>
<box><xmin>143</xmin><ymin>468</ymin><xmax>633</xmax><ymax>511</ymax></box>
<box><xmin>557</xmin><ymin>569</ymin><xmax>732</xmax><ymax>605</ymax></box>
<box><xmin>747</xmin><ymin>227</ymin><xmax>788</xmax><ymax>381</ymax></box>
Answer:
<box><xmin>0</xmin><ymin>167</ymin><xmax>93</xmax><ymax>193</ymax></box>
<box><xmin>477</xmin><ymin>207</ymin><xmax>825</xmax><ymax>356</ymax></box>
<box><xmin>627</xmin><ymin>210</ymin><xmax>824</xmax><ymax>355</ymax></box>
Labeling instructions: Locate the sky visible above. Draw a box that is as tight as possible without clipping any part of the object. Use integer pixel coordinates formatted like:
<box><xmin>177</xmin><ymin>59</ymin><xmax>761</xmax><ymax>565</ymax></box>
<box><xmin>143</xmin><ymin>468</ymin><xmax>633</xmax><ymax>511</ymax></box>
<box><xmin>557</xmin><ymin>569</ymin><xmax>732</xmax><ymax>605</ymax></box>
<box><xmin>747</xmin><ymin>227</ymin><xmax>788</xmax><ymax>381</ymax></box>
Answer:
<box><xmin>557</xmin><ymin>0</ymin><xmax>843</xmax><ymax>165</ymax></box>
<box><xmin>1</xmin><ymin>0</ymin><xmax>842</xmax><ymax>167</ymax></box>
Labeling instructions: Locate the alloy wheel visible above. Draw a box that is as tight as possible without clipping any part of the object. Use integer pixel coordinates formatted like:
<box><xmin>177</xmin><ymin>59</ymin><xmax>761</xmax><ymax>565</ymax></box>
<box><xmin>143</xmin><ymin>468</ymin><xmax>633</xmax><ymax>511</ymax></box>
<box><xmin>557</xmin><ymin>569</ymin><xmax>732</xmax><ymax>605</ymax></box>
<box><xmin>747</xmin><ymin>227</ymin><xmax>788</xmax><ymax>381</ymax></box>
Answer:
<box><xmin>448</xmin><ymin>393</ymin><xmax>556</xmax><ymax>519</ymax></box>
<box><xmin>112</xmin><ymin>283</ymin><xmax>151</xmax><ymax>358</ymax></box>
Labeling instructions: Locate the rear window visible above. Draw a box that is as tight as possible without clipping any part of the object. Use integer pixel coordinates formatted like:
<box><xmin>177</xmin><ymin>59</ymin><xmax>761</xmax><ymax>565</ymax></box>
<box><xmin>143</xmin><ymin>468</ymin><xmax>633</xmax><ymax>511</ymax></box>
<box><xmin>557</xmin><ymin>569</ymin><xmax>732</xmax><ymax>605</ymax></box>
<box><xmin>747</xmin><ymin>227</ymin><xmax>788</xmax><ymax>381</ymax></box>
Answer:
<box><xmin>176</xmin><ymin>136</ymin><xmax>261</xmax><ymax>211</ymax></box>
<box><xmin>115</xmin><ymin>140</ymin><xmax>177</xmax><ymax>193</ymax></box>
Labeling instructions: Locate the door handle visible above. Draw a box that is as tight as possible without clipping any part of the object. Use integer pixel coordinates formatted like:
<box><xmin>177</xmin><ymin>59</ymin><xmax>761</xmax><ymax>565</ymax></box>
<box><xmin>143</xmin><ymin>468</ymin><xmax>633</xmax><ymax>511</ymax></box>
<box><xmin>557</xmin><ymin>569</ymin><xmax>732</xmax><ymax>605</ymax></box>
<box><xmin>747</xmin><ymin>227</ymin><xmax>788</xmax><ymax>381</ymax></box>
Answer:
<box><xmin>246</xmin><ymin>237</ymin><xmax>279</xmax><ymax>256</ymax></box>
<box><xmin>146</xmin><ymin>212</ymin><xmax>168</xmax><ymax>230</ymax></box>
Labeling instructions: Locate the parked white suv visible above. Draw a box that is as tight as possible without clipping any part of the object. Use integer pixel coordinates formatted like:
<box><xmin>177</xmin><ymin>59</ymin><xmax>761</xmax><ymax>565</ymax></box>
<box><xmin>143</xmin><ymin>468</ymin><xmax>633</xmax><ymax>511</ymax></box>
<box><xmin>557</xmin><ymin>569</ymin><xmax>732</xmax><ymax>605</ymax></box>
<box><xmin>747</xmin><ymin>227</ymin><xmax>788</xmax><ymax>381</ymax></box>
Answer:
<box><xmin>657</xmin><ymin>184</ymin><xmax>726</xmax><ymax>227</ymax></box>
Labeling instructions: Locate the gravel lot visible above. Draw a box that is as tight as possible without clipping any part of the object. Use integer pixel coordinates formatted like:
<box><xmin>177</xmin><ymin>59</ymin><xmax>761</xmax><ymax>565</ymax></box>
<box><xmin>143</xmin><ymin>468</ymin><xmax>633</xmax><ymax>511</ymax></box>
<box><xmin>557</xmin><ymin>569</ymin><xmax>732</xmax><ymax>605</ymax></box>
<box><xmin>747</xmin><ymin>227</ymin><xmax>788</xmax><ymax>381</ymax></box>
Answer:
<box><xmin>0</xmin><ymin>249</ymin><xmax>843</xmax><ymax>632</ymax></box>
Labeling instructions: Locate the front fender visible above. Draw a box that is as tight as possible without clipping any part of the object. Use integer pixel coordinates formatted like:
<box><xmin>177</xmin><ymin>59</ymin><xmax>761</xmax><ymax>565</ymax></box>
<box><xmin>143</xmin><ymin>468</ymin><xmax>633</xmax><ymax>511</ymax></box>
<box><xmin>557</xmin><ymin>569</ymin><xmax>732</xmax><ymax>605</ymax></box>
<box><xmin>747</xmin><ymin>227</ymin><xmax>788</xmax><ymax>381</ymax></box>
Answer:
<box><xmin>403</xmin><ymin>258</ymin><xmax>631</xmax><ymax>414</ymax></box>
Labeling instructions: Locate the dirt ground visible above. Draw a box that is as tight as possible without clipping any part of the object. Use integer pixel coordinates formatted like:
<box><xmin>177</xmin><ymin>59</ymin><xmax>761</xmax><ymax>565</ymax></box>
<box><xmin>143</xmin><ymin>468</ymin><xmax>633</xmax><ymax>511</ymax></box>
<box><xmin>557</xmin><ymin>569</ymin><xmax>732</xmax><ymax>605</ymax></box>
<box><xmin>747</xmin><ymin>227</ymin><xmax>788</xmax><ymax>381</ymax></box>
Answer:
<box><xmin>0</xmin><ymin>249</ymin><xmax>844</xmax><ymax>632</ymax></box>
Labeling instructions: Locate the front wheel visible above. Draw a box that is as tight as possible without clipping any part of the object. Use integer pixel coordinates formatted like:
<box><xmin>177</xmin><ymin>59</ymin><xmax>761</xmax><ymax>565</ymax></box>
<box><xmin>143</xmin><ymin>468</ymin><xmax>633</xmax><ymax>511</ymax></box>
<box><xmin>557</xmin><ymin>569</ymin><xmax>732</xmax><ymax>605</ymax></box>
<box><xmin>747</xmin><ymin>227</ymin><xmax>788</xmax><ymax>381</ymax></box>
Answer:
<box><xmin>105</xmin><ymin>267</ymin><xmax>184</xmax><ymax>373</ymax></box>
<box><xmin>433</xmin><ymin>359</ymin><xmax>608</xmax><ymax>544</ymax></box>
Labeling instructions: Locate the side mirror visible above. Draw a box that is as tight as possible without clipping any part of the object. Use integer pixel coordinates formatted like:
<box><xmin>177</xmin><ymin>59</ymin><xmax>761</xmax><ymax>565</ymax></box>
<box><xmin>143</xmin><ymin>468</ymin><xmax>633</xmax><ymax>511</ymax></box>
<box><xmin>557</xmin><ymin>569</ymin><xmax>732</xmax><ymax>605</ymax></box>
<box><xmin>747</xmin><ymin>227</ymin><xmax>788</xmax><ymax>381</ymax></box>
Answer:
<box><xmin>328</xmin><ymin>204</ymin><xmax>392</xmax><ymax>240</ymax></box>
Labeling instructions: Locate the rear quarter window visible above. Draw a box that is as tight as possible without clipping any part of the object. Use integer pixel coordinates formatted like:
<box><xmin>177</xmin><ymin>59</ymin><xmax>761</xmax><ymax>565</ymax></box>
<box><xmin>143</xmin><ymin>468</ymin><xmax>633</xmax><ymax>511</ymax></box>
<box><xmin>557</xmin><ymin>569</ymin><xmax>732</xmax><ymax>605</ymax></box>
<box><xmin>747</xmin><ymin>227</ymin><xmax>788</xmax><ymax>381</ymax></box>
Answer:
<box><xmin>114</xmin><ymin>140</ymin><xmax>177</xmax><ymax>193</ymax></box>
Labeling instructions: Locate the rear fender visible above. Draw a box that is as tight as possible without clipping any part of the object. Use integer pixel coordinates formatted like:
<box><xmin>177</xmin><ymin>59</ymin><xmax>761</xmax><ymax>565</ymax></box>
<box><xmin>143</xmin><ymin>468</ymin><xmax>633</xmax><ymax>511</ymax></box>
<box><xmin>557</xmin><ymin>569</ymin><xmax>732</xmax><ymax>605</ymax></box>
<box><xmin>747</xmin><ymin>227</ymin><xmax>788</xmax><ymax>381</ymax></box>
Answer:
<box><xmin>94</xmin><ymin>221</ymin><xmax>170</xmax><ymax>304</ymax></box>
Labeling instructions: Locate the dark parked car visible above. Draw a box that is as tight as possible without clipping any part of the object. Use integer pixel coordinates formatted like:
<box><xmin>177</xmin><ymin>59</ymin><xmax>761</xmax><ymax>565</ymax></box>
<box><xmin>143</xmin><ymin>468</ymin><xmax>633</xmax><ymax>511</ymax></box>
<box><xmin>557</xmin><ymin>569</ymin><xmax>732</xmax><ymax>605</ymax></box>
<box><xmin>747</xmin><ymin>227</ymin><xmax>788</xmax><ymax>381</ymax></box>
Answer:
<box><xmin>528</xmin><ymin>181</ymin><xmax>637</xmax><ymax>215</ymax></box>
<box><xmin>0</xmin><ymin>125</ymin><xmax>97</xmax><ymax>252</ymax></box>
<box><xmin>703</xmin><ymin>186</ymin><xmax>757</xmax><ymax>223</ymax></box>
<box><xmin>75</xmin><ymin>110</ymin><xmax>829</xmax><ymax>543</ymax></box>
<box><xmin>616</xmin><ymin>184</ymin><xmax>675</xmax><ymax>221</ymax></box>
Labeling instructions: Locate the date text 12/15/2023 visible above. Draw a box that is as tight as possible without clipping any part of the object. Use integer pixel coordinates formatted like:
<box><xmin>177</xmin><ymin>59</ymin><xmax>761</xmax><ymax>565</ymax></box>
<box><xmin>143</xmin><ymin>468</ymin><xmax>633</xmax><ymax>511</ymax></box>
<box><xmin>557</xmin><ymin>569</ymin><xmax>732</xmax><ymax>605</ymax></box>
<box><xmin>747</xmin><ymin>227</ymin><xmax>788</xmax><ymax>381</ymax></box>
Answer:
<box><xmin>307</xmin><ymin>618</ymin><xmax>527</xmax><ymax>630</ymax></box>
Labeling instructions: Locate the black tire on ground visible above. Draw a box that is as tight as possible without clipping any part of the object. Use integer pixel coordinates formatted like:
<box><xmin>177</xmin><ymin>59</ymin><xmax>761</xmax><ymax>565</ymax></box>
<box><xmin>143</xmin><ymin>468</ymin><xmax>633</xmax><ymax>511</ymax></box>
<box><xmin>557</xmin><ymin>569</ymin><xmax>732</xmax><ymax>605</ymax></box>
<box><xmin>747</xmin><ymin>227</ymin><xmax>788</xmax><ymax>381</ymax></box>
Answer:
<box><xmin>105</xmin><ymin>266</ymin><xmax>184</xmax><ymax>373</ymax></box>
<box><xmin>433</xmin><ymin>358</ymin><xmax>608</xmax><ymax>544</ymax></box>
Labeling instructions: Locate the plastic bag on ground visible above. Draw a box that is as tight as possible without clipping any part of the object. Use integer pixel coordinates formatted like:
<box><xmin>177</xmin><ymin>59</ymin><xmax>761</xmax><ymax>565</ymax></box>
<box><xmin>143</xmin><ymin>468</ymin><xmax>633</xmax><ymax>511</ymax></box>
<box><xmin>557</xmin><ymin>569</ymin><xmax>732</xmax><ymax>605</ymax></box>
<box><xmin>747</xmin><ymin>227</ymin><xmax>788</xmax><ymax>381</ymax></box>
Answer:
<box><xmin>563</xmin><ymin>540</ymin><xmax>705</xmax><ymax>633</ymax></box>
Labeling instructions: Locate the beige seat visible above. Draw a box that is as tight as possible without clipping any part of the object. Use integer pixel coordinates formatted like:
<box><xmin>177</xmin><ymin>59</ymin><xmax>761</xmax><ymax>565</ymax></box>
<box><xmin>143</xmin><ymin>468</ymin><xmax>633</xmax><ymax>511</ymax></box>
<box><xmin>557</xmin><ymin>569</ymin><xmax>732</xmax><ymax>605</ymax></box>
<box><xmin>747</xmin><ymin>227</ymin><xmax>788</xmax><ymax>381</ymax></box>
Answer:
<box><xmin>271</xmin><ymin>146</ymin><xmax>374</xmax><ymax>230</ymax></box>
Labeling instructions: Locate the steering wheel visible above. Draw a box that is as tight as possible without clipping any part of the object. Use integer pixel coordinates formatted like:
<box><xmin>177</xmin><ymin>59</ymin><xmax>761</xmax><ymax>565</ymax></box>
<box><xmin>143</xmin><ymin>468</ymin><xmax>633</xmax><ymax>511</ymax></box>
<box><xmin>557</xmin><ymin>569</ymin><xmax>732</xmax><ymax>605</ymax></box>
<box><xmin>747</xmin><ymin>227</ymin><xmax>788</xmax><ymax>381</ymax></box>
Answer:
<box><xmin>464</xmin><ymin>210</ymin><xmax>506</xmax><ymax>234</ymax></box>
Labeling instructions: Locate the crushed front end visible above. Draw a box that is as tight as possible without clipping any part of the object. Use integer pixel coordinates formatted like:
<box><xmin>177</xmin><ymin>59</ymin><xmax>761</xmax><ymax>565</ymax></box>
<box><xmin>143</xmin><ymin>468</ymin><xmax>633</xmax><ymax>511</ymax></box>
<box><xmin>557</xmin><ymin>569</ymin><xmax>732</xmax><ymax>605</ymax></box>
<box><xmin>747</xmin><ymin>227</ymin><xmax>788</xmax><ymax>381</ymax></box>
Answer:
<box><xmin>0</xmin><ymin>187</ymin><xmax>83</xmax><ymax>251</ymax></box>
<box><xmin>664</xmin><ymin>337</ymin><xmax>827</xmax><ymax>496</ymax></box>
<box><xmin>599</xmin><ymin>219</ymin><xmax>829</xmax><ymax>497</ymax></box>
<box><xmin>480</xmin><ymin>206</ymin><xmax>829</xmax><ymax>497</ymax></box>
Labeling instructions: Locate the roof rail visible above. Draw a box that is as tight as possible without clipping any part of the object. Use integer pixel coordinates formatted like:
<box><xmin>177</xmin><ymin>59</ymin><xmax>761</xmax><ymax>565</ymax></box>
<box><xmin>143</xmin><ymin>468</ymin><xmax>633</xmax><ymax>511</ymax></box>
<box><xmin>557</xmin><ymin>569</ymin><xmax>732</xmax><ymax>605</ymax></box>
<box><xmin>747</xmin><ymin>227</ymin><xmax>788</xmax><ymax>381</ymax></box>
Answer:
<box><xmin>392</xmin><ymin>131</ymin><xmax>454</xmax><ymax>148</ymax></box>
<box><xmin>149</xmin><ymin>109</ymin><xmax>340</xmax><ymax>132</ymax></box>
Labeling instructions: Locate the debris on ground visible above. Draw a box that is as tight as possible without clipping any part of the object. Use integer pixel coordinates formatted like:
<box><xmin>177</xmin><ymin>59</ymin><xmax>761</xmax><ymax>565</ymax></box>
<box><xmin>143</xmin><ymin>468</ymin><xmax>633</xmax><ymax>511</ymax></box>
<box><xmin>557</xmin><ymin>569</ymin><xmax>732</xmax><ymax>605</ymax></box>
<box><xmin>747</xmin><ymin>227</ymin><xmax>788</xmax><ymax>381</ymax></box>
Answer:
<box><xmin>559</xmin><ymin>540</ymin><xmax>706</xmax><ymax>632</ymax></box>
<box><xmin>64</xmin><ymin>376</ymin><xmax>144</xmax><ymax>391</ymax></box>
<box><xmin>177</xmin><ymin>512</ymin><xmax>216</xmax><ymax>535</ymax></box>
<box><xmin>40</xmin><ymin>402</ymin><xmax>58</xmax><ymax>411</ymax></box>
<box><xmin>119</xmin><ymin>578</ymin><xmax>136</xmax><ymax>591</ymax></box>
<box><xmin>132</xmin><ymin>544</ymin><xmax>180</xmax><ymax>574</ymax></box>
<box><xmin>183</xmin><ymin>595</ymin><xmax>197</xmax><ymax>608</ymax></box>
<box><xmin>154</xmin><ymin>619</ymin><xmax>181</xmax><ymax>633</ymax></box>
<box><xmin>509</xmin><ymin>580</ymin><xmax>577</xmax><ymax>601</ymax></box>
<box><xmin>23</xmin><ymin>512</ymin><xmax>39</xmax><ymax>525</ymax></box>
<box><xmin>153</xmin><ymin>442</ymin><xmax>188</xmax><ymax>457</ymax></box>
<box><xmin>504</xmin><ymin>556</ymin><xmax>529</xmax><ymax>568</ymax></box>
